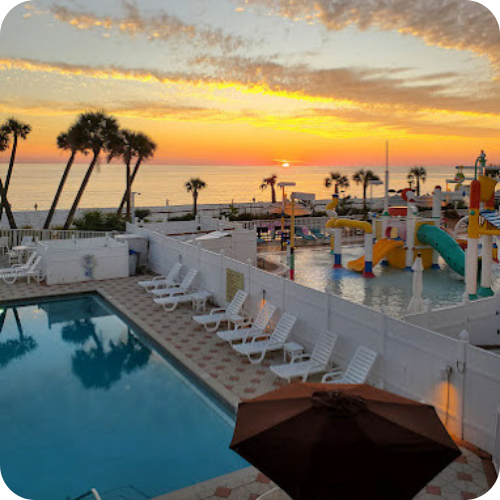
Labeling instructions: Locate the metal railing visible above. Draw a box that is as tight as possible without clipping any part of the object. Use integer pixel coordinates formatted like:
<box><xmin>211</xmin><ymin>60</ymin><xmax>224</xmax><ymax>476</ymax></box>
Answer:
<box><xmin>0</xmin><ymin>229</ymin><xmax>111</xmax><ymax>247</ymax></box>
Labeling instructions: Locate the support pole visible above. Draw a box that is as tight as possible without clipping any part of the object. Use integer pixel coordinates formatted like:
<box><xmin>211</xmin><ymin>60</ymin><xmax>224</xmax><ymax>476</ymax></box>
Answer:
<box><xmin>334</xmin><ymin>227</ymin><xmax>343</xmax><ymax>269</ymax></box>
<box><xmin>478</xmin><ymin>234</ymin><xmax>494</xmax><ymax>297</ymax></box>
<box><xmin>405</xmin><ymin>204</ymin><xmax>416</xmax><ymax>270</ymax></box>
<box><xmin>363</xmin><ymin>231</ymin><xmax>375</xmax><ymax>278</ymax></box>
<box><xmin>432</xmin><ymin>186</ymin><xmax>442</xmax><ymax>269</ymax></box>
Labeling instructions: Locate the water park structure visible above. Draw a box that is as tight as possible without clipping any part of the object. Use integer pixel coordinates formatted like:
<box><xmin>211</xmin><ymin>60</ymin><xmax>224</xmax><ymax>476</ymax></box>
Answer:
<box><xmin>324</xmin><ymin>152</ymin><xmax>500</xmax><ymax>300</ymax></box>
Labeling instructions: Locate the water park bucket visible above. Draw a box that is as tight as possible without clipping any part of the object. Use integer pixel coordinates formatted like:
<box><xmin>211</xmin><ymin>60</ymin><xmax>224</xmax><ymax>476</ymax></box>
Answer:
<box><xmin>478</xmin><ymin>175</ymin><xmax>497</xmax><ymax>202</ymax></box>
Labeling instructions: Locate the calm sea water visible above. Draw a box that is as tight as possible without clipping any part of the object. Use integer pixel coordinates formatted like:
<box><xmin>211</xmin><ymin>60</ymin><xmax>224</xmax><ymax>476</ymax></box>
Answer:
<box><xmin>0</xmin><ymin>163</ymin><xmax>457</xmax><ymax>210</ymax></box>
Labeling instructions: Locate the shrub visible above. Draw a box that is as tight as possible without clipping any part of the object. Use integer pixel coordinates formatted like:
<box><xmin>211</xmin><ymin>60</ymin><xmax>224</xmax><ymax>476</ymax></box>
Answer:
<box><xmin>73</xmin><ymin>211</ymin><xmax>126</xmax><ymax>232</ymax></box>
<box><xmin>134</xmin><ymin>209</ymin><xmax>151</xmax><ymax>221</ymax></box>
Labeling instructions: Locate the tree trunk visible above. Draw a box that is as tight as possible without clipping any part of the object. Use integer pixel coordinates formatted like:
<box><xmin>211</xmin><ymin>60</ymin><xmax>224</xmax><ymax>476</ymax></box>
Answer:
<box><xmin>193</xmin><ymin>192</ymin><xmax>198</xmax><ymax>216</ymax></box>
<box><xmin>44</xmin><ymin>151</ymin><xmax>76</xmax><ymax>229</ymax></box>
<box><xmin>125</xmin><ymin>160</ymin><xmax>131</xmax><ymax>222</ymax></box>
<box><xmin>416</xmin><ymin>178</ymin><xmax>420</xmax><ymax>196</ymax></box>
<box><xmin>64</xmin><ymin>152</ymin><xmax>99</xmax><ymax>230</ymax></box>
<box><xmin>117</xmin><ymin>158</ymin><xmax>142</xmax><ymax>214</ymax></box>
<box><xmin>363</xmin><ymin>183</ymin><xmax>367</xmax><ymax>211</ymax></box>
<box><xmin>0</xmin><ymin>134</ymin><xmax>18</xmax><ymax>222</ymax></box>
<box><xmin>271</xmin><ymin>185</ymin><xmax>276</xmax><ymax>204</ymax></box>
<box><xmin>0</xmin><ymin>177</ymin><xmax>17</xmax><ymax>229</ymax></box>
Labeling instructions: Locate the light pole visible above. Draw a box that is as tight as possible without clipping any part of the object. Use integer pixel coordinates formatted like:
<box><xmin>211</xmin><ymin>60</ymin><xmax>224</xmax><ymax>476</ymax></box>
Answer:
<box><xmin>289</xmin><ymin>192</ymin><xmax>315</xmax><ymax>281</ymax></box>
<box><xmin>131</xmin><ymin>192</ymin><xmax>141</xmax><ymax>224</ymax></box>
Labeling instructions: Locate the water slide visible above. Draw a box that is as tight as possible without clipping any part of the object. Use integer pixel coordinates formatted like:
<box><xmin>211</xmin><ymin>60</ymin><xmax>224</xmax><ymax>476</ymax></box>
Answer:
<box><xmin>348</xmin><ymin>239</ymin><xmax>403</xmax><ymax>272</ymax></box>
<box><xmin>416</xmin><ymin>225</ymin><xmax>465</xmax><ymax>276</ymax></box>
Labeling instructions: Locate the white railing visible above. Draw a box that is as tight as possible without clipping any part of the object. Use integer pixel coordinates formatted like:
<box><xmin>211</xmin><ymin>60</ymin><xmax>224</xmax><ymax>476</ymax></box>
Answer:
<box><xmin>0</xmin><ymin>229</ymin><xmax>111</xmax><ymax>247</ymax></box>
<box><xmin>129</xmin><ymin>224</ymin><xmax>500</xmax><ymax>455</ymax></box>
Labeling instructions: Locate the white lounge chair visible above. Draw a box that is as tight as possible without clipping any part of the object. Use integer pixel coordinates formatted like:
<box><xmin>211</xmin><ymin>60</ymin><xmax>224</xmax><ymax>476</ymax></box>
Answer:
<box><xmin>0</xmin><ymin>237</ymin><xmax>9</xmax><ymax>255</ymax></box>
<box><xmin>270</xmin><ymin>330</ymin><xmax>338</xmax><ymax>382</ymax></box>
<box><xmin>2</xmin><ymin>256</ymin><xmax>44</xmax><ymax>284</ymax></box>
<box><xmin>217</xmin><ymin>302</ymin><xmax>277</xmax><ymax>344</ymax></box>
<box><xmin>193</xmin><ymin>290</ymin><xmax>248</xmax><ymax>333</ymax></box>
<box><xmin>154</xmin><ymin>290</ymin><xmax>212</xmax><ymax>312</ymax></box>
<box><xmin>0</xmin><ymin>252</ymin><xmax>38</xmax><ymax>275</ymax></box>
<box><xmin>232</xmin><ymin>313</ymin><xmax>297</xmax><ymax>364</ymax></box>
<box><xmin>321</xmin><ymin>346</ymin><xmax>378</xmax><ymax>384</ymax></box>
<box><xmin>138</xmin><ymin>263</ymin><xmax>182</xmax><ymax>292</ymax></box>
<box><xmin>150</xmin><ymin>268</ymin><xmax>198</xmax><ymax>298</ymax></box>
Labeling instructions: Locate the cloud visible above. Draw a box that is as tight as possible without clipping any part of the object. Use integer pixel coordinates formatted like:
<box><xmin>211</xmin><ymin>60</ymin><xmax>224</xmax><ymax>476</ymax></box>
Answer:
<box><xmin>236</xmin><ymin>0</ymin><xmax>500</xmax><ymax>70</ymax></box>
<box><xmin>47</xmin><ymin>2</ymin><xmax>247</xmax><ymax>54</ymax></box>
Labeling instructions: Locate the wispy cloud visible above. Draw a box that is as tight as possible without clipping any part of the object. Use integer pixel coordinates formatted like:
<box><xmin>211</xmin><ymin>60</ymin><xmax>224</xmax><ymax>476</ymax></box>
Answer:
<box><xmin>236</xmin><ymin>0</ymin><xmax>500</xmax><ymax>70</ymax></box>
<box><xmin>2</xmin><ymin>55</ymin><xmax>499</xmax><ymax>118</ymax></box>
<box><xmin>43</xmin><ymin>1</ymin><xmax>248</xmax><ymax>54</ymax></box>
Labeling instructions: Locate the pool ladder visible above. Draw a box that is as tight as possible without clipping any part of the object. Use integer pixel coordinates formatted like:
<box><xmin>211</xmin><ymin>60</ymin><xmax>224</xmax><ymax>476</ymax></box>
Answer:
<box><xmin>72</xmin><ymin>489</ymin><xmax>102</xmax><ymax>500</ymax></box>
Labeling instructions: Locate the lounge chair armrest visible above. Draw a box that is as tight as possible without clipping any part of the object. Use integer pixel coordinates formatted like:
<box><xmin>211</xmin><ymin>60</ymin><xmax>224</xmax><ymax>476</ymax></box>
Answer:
<box><xmin>152</xmin><ymin>276</ymin><xmax>167</xmax><ymax>281</ymax></box>
<box><xmin>290</xmin><ymin>353</ymin><xmax>311</xmax><ymax>363</ymax></box>
<box><xmin>209</xmin><ymin>307</ymin><xmax>226</xmax><ymax>315</ymax></box>
<box><xmin>321</xmin><ymin>369</ymin><xmax>344</xmax><ymax>383</ymax></box>
<box><xmin>249</xmin><ymin>333</ymin><xmax>270</xmax><ymax>343</ymax></box>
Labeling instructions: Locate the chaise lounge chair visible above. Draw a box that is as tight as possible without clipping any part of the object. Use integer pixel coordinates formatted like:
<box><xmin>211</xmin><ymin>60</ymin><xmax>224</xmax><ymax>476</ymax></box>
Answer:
<box><xmin>270</xmin><ymin>330</ymin><xmax>338</xmax><ymax>382</ymax></box>
<box><xmin>232</xmin><ymin>313</ymin><xmax>297</xmax><ymax>364</ymax></box>
<box><xmin>311</xmin><ymin>228</ymin><xmax>328</xmax><ymax>241</ymax></box>
<box><xmin>193</xmin><ymin>290</ymin><xmax>248</xmax><ymax>333</ymax></box>
<box><xmin>217</xmin><ymin>302</ymin><xmax>277</xmax><ymax>344</ymax></box>
<box><xmin>2</xmin><ymin>256</ymin><xmax>44</xmax><ymax>284</ymax></box>
<box><xmin>154</xmin><ymin>290</ymin><xmax>212</xmax><ymax>312</ymax></box>
<box><xmin>321</xmin><ymin>346</ymin><xmax>378</xmax><ymax>384</ymax></box>
<box><xmin>138</xmin><ymin>263</ymin><xmax>182</xmax><ymax>292</ymax></box>
<box><xmin>150</xmin><ymin>268</ymin><xmax>198</xmax><ymax>298</ymax></box>
<box><xmin>0</xmin><ymin>252</ymin><xmax>38</xmax><ymax>275</ymax></box>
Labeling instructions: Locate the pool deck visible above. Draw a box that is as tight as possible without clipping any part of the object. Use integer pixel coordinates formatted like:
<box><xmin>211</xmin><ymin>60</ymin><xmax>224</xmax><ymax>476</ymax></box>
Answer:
<box><xmin>0</xmin><ymin>274</ymin><xmax>497</xmax><ymax>500</ymax></box>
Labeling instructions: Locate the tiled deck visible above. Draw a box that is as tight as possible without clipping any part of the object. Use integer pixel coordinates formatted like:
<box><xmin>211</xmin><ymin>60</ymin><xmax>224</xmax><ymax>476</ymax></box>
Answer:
<box><xmin>0</xmin><ymin>275</ymin><xmax>497</xmax><ymax>500</ymax></box>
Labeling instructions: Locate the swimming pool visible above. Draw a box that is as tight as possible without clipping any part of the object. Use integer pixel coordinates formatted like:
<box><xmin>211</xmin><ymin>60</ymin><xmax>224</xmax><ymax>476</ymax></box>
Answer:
<box><xmin>266</xmin><ymin>246</ymin><xmax>500</xmax><ymax>318</ymax></box>
<box><xmin>0</xmin><ymin>294</ymin><xmax>246</xmax><ymax>500</ymax></box>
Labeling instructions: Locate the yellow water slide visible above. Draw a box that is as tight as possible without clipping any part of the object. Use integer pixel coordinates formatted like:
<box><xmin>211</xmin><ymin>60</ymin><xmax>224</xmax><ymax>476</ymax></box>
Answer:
<box><xmin>348</xmin><ymin>239</ymin><xmax>404</xmax><ymax>272</ymax></box>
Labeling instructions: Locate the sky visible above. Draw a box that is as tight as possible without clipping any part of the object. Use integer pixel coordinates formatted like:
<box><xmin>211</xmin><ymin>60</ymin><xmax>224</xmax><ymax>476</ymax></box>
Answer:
<box><xmin>0</xmin><ymin>0</ymin><xmax>499</xmax><ymax>166</ymax></box>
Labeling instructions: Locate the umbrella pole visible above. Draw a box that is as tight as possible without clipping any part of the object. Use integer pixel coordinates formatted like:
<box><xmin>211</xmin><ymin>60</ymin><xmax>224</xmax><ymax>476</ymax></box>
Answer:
<box><xmin>290</xmin><ymin>198</ymin><xmax>295</xmax><ymax>281</ymax></box>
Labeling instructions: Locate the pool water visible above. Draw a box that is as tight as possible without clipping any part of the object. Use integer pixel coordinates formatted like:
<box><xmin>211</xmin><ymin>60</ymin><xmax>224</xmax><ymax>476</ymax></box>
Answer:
<box><xmin>267</xmin><ymin>247</ymin><xmax>500</xmax><ymax>318</ymax></box>
<box><xmin>0</xmin><ymin>295</ymin><xmax>246</xmax><ymax>500</ymax></box>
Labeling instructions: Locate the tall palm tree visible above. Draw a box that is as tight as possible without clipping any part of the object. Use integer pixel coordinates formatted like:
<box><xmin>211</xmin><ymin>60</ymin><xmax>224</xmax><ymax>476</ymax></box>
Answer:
<box><xmin>325</xmin><ymin>172</ymin><xmax>350</xmax><ymax>195</ymax></box>
<box><xmin>352</xmin><ymin>169</ymin><xmax>380</xmax><ymax>211</ymax></box>
<box><xmin>407</xmin><ymin>166</ymin><xmax>427</xmax><ymax>196</ymax></box>
<box><xmin>260</xmin><ymin>174</ymin><xmax>278</xmax><ymax>203</ymax></box>
<box><xmin>43</xmin><ymin>123</ymin><xmax>89</xmax><ymax>229</ymax></box>
<box><xmin>63</xmin><ymin>111</ymin><xmax>120</xmax><ymax>229</ymax></box>
<box><xmin>116</xmin><ymin>132</ymin><xmax>156</xmax><ymax>217</ymax></box>
<box><xmin>185</xmin><ymin>178</ymin><xmax>207</xmax><ymax>216</ymax></box>
<box><xmin>0</xmin><ymin>129</ymin><xmax>17</xmax><ymax>228</ymax></box>
<box><xmin>0</xmin><ymin>118</ymin><xmax>31</xmax><ymax>223</ymax></box>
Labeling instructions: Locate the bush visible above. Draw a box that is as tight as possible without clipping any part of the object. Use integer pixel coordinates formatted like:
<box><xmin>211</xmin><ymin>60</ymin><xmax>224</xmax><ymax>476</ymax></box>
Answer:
<box><xmin>73</xmin><ymin>211</ymin><xmax>126</xmax><ymax>232</ymax></box>
<box><xmin>134</xmin><ymin>209</ymin><xmax>151</xmax><ymax>221</ymax></box>
<box><xmin>168</xmin><ymin>213</ymin><xmax>196</xmax><ymax>221</ymax></box>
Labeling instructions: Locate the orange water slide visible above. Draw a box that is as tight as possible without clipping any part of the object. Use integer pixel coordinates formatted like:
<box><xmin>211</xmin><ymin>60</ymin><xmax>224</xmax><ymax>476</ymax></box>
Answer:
<box><xmin>348</xmin><ymin>239</ymin><xmax>404</xmax><ymax>272</ymax></box>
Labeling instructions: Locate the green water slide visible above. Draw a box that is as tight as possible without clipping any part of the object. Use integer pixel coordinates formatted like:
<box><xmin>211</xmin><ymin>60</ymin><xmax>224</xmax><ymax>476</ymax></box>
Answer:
<box><xmin>417</xmin><ymin>224</ymin><xmax>465</xmax><ymax>276</ymax></box>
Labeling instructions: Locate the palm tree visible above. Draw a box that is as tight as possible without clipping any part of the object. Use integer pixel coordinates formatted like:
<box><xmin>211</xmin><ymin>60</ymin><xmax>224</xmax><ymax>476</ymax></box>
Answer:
<box><xmin>325</xmin><ymin>172</ymin><xmax>350</xmax><ymax>195</ymax></box>
<box><xmin>0</xmin><ymin>118</ymin><xmax>31</xmax><ymax>224</ymax></box>
<box><xmin>0</xmin><ymin>129</ymin><xmax>17</xmax><ymax>228</ymax></box>
<box><xmin>63</xmin><ymin>111</ymin><xmax>120</xmax><ymax>229</ymax></box>
<box><xmin>44</xmin><ymin>123</ymin><xmax>89</xmax><ymax>229</ymax></box>
<box><xmin>352</xmin><ymin>169</ymin><xmax>380</xmax><ymax>211</ymax></box>
<box><xmin>407</xmin><ymin>166</ymin><xmax>427</xmax><ymax>196</ymax></box>
<box><xmin>260</xmin><ymin>174</ymin><xmax>278</xmax><ymax>203</ymax></box>
<box><xmin>116</xmin><ymin>132</ymin><xmax>156</xmax><ymax>218</ymax></box>
<box><xmin>185</xmin><ymin>178</ymin><xmax>207</xmax><ymax>216</ymax></box>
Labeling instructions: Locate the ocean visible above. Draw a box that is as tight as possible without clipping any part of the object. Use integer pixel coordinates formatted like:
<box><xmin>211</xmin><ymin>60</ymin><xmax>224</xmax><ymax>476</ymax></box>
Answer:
<box><xmin>0</xmin><ymin>163</ymin><xmax>459</xmax><ymax>211</ymax></box>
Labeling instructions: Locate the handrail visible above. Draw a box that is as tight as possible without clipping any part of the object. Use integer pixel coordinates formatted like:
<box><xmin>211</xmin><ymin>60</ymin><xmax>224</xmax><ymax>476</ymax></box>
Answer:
<box><xmin>71</xmin><ymin>488</ymin><xmax>102</xmax><ymax>500</ymax></box>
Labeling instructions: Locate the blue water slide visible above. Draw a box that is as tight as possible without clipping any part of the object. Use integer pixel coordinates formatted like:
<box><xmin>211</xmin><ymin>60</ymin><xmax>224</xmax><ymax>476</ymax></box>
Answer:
<box><xmin>416</xmin><ymin>225</ymin><xmax>465</xmax><ymax>277</ymax></box>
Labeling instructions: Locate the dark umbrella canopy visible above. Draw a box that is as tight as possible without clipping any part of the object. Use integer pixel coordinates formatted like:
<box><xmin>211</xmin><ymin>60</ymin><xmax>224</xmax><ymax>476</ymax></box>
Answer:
<box><xmin>230</xmin><ymin>383</ymin><xmax>460</xmax><ymax>500</ymax></box>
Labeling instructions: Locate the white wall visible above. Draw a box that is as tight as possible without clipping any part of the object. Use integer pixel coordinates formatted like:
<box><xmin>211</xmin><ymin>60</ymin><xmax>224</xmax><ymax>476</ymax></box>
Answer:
<box><xmin>129</xmin><ymin>225</ymin><xmax>500</xmax><ymax>460</ymax></box>
<box><xmin>406</xmin><ymin>296</ymin><xmax>500</xmax><ymax>348</ymax></box>
<box><xmin>37</xmin><ymin>237</ymin><xmax>129</xmax><ymax>285</ymax></box>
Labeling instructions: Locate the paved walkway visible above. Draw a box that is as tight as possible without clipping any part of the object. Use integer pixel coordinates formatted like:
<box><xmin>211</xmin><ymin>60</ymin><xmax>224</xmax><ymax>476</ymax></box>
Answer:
<box><xmin>0</xmin><ymin>275</ymin><xmax>497</xmax><ymax>500</ymax></box>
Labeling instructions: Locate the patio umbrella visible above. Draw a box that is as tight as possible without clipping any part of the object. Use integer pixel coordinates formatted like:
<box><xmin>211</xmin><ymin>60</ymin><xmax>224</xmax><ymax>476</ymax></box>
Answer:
<box><xmin>230</xmin><ymin>383</ymin><xmax>460</xmax><ymax>500</ymax></box>
<box><xmin>407</xmin><ymin>254</ymin><xmax>425</xmax><ymax>314</ymax></box>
